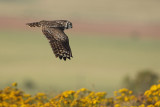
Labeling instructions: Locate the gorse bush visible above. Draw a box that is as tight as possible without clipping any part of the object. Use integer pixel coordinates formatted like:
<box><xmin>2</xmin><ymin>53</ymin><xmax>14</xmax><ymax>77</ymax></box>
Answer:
<box><xmin>123</xmin><ymin>70</ymin><xmax>159</xmax><ymax>94</ymax></box>
<box><xmin>0</xmin><ymin>81</ymin><xmax>160</xmax><ymax>107</ymax></box>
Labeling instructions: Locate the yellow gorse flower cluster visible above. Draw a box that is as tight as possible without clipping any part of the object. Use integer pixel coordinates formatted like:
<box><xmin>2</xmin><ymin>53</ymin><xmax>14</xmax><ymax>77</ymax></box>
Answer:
<box><xmin>0</xmin><ymin>82</ymin><xmax>160</xmax><ymax>107</ymax></box>
<box><xmin>144</xmin><ymin>83</ymin><xmax>160</xmax><ymax>107</ymax></box>
<box><xmin>114</xmin><ymin>88</ymin><xmax>137</xmax><ymax>106</ymax></box>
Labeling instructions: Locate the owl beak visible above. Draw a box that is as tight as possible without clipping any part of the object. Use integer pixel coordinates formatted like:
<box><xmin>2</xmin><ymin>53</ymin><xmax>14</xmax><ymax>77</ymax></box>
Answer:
<box><xmin>70</xmin><ymin>25</ymin><xmax>73</xmax><ymax>28</ymax></box>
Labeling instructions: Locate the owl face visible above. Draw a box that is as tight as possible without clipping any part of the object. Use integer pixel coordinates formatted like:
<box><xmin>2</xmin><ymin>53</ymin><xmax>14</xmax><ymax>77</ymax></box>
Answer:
<box><xmin>65</xmin><ymin>21</ymin><xmax>72</xmax><ymax>29</ymax></box>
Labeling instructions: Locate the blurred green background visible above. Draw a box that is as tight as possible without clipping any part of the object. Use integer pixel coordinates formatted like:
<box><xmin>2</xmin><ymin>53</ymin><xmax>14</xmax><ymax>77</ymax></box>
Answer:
<box><xmin>0</xmin><ymin>0</ymin><xmax>160</xmax><ymax>95</ymax></box>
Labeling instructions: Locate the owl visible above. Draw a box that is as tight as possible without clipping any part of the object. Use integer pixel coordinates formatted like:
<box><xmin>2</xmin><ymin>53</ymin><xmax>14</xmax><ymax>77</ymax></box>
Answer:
<box><xmin>26</xmin><ymin>20</ymin><xmax>73</xmax><ymax>61</ymax></box>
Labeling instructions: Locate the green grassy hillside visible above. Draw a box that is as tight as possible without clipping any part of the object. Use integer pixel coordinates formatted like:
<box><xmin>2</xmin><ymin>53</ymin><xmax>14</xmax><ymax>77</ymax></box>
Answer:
<box><xmin>0</xmin><ymin>30</ymin><xmax>160</xmax><ymax>94</ymax></box>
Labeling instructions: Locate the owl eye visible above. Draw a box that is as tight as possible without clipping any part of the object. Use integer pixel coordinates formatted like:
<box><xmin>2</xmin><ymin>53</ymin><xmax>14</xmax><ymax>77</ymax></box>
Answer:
<box><xmin>65</xmin><ymin>22</ymin><xmax>72</xmax><ymax>29</ymax></box>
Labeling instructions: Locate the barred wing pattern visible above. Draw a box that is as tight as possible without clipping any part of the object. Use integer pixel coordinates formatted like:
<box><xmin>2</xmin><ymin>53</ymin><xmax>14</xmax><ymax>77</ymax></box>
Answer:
<box><xmin>42</xmin><ymin>27</ymin><xmax>72</xmax><ymax>60</ymax></box>
<box><xmin>26</xmin><ymin>20</ymin><xmax>70</xmax><ymax>29</ymax></box>
<box><xmin>45</xmin><ymin>20</ymin><xmax>68</xmax><ymax>29</ymax></box>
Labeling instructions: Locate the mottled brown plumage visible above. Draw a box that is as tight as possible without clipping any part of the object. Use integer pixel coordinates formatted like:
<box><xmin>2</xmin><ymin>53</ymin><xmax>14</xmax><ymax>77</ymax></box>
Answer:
<box><xmin>26</xmin><ymin>20</ymin><xmax>73</xmax><ymax>61</ymax></box>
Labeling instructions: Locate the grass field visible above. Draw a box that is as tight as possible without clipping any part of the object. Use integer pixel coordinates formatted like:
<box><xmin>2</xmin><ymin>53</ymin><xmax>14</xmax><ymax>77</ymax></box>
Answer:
<box><xmin>0</xmin><ymin>30</ymin><xmax>160</xmax><ymax>95</ymax></box>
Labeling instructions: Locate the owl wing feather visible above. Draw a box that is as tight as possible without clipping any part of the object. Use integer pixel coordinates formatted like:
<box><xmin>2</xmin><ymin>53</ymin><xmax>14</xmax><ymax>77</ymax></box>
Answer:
<box><xmin>46</xmin><ymin>20</ymin><xmax>67</xmax><ymax>29</ymax></box>
<box><xmin>42</xmin><ymin>26</ymin><xmax>72</xmax><ymax>61</ymax></box>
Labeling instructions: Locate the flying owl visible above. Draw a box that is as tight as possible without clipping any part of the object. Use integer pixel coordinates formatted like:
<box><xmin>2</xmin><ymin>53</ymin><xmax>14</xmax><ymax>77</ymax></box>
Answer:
<box><xmin>26</xmin><ymin>20</ymin><xmax>73</xmax><ymax>61</ymax></box>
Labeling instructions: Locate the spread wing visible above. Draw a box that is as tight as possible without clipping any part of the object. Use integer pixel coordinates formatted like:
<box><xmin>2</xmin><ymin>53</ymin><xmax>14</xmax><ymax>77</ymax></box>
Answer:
<box><xmin>42</xmin><ymin>26</ymin><xmax>72</xmax><ymax>61</ymax></box>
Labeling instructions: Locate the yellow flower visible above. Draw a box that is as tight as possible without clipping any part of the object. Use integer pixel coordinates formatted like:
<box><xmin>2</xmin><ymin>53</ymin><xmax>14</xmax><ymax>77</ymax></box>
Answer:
<box><xmin>24</xmin><ymin>97</ymin><xmax>33</xmax><ymax>104</ymax></box>
<box><xmin>147</xmin><ymin>104</ymin><xmax>155</xmax><ymax>107</ymax></box>
<box><xmin>12</xmin><ymin>82</ymin><xmax>17</xmax><ymax>87</ymax></box>
<box><xmin>130</xmin><ymin>95</ymin><xmax>136</xmax><ymax>100</ymax></box>
<box><xmin>150</xmin><ymin>85</ymin><xmax>157</xmax><ymax>91</ymax></box>
<box><xmin>95</xmin><ymin>92</ymin><xmax>106</xmax><ymax>98</ymax></box>
<box><xmin>67</xmin><ymin>90</ymin><xmax>75</xmax><ymax>95</ymax></box>
<box><xmin>80</xmin><ymin>88</ymin><xmax>88</xmax><ymax>92</ymax></box>
<box><xmin>119</xmin><ymin>88</ymin><xmax>128</xmax><ymax>93</ymax></box>
<box><xmin>157</xmin><ymin>84</ymin><xmax>160</xmax><ymax>89</ymax></box>
<box><xmin>116</xmin><ymin>96</ymin><xmax>122</xmax><ymax>100</ymax></box>
<box><xmin>121</xmin><ymin>93</ymin><xmax>125</xmax><ymax>96</ymax></box>
<box><xmin>23</xmin><ymin>94</ymin><xmax>31</xmax><ymax>98</ymax></box>
<box><xmin>114</xmin><ymin>91</ymin><xmax>118</xmax><ymax>96</ymax></box>
<box><xmin>129</xmin><ymin>90</ymin><xmax>133</xmax><ymax>94</ymax></box>
<box><xmin>62</xmin><ymin>91</ymin><xmax>72</xmax><ymax>98</ymax></box>
<box><xmin>144</xmin><ymin>90</ymin><xmax>151</xmax><ymax>97</ymax></box>
<box><xmin>10</xmin><ymin>104</ymin><xmax>17</xmax><ymax>107</ymax></box>
<box><xmin>37</xmin><ymin>93</ymin><xmax>46</xmax><ymax>96</ymax></box>
<box><xmin>139</xmin><ymin>104</ymin><xmax>145</xmax><ymax>107</ymax></box>
<box><xmin>155</xmin><ymin>101</ymin><xmax>160</xmax><ymax>106</ymax></box>
<box><xmin>153</xmin><ymin>96</ymin><xmax>158</xmax><ymax>101</ymax></box>
<box><xmin>124</xmin><ymin>96</ymin><xmax>129</xmax><ymax>102</ymax></box>
<box><xmin>1</xmin><ymin>82</ymin><xmax>160</xmax><ymax>107</ymax></box>
<box><xmin>147</xmin><ymin>98</ymin><xmax>153</xmax><ymax>102</ymax></box>
<box><xmin>89</xmin><ymin>92</ymin><xmax>95</xmax><ymax>97</ymax></box>
<box><xmin>115</xmin><ymin>104</ymin><xmax>121</xmax><ymax>107</ymax></box>
<box><xmin>93</xmin><ymin>99</ymin><xmax>98</xmax><ymax>104</ymax></box>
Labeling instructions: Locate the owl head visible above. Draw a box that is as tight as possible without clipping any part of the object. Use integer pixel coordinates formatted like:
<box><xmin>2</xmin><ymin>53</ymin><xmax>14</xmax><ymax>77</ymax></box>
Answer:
<box><xmin>65</xmin><ymin>21</ymin><xmax>72</xmax><ymax>29</ymax></box>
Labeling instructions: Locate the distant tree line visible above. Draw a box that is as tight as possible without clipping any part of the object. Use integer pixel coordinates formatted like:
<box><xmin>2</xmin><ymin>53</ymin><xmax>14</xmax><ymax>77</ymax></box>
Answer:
<box><xmin>122</xmin><ymin>69</ymin><xmax>159</xmax><ymax>94</ymax></box>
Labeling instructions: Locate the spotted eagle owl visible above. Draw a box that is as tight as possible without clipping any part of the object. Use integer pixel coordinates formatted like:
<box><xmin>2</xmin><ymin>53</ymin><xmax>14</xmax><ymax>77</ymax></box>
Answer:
<box><xmin>26</xmin><ymin>20</ymin><xmax>73</xmax><ymax>61</ymax></box>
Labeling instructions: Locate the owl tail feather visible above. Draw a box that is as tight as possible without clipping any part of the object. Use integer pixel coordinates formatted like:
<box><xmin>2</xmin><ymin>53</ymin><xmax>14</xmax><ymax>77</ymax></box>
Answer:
<box><xmin>26</xmin><ymin>22</ymin><xmax>41</xmax><ymax>27</ymax></box>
